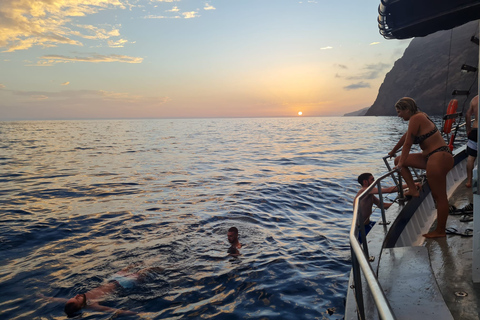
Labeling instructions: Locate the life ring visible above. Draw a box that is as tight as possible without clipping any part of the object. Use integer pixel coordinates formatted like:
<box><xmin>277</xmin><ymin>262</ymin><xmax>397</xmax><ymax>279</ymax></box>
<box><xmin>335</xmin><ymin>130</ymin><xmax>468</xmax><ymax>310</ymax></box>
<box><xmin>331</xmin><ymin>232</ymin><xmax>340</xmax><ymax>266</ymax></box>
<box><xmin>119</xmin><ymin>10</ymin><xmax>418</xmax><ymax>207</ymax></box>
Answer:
<box><xmin>443</xmin><ymin>99</ymin><xmax>458</xmax><ymax>134</ymax></box>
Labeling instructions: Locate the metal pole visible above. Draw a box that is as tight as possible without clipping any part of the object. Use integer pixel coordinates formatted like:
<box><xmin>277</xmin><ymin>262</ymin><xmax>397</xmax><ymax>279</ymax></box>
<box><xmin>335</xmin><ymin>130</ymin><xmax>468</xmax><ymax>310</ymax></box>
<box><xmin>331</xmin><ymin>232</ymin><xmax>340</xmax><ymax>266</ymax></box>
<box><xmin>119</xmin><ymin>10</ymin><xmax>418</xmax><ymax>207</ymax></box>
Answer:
<box><xmin>377</xmin><ymin>181</ymin><xmax>387</xmax><ymax>224</ymax></box>
<box><xmin>477</xmin><ymin>22</ymin><xmax>480</xmax><ymax>194</ymax></box>
<box><xmin>351</xmin><ymin>247</ymin><xmax>365</xmax><ymax>320</ymax></box>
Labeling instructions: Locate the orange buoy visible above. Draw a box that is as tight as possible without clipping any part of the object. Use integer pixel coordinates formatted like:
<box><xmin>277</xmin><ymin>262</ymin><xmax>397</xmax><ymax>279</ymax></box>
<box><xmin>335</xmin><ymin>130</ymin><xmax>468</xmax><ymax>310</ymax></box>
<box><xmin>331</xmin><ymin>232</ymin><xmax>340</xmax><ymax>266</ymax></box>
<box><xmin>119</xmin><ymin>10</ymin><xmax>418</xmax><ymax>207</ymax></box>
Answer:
<box><xmin>448</xmin><ymin>135</ymin><xmax>454</xmax><ymax>151</ymax></box>
<box><xmin>443</xmin><ymin>99</ymin><xmax>458</xmax><ymax>134</ymax></box>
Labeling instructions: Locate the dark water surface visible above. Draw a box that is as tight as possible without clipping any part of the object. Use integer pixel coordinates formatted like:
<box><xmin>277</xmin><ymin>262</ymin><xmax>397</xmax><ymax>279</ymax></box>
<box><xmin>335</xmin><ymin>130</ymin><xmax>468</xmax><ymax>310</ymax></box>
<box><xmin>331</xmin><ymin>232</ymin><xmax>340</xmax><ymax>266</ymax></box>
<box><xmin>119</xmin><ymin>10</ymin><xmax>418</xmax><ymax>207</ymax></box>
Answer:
<box><xmin>0</xmin><ymin>117</ymin><xmax>464</xmax><ymax>319</ymax></box>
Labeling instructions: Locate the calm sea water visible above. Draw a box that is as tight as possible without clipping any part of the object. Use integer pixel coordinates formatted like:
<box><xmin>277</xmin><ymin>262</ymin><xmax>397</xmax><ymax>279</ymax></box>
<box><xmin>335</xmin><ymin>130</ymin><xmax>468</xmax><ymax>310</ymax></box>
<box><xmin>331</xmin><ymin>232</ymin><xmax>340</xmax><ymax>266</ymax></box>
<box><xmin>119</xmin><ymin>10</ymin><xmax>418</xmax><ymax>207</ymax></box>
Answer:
<box><xmin>0</xmin><ymin>116</ymin><xmax>466</xmax><ymax>319</ymax></box>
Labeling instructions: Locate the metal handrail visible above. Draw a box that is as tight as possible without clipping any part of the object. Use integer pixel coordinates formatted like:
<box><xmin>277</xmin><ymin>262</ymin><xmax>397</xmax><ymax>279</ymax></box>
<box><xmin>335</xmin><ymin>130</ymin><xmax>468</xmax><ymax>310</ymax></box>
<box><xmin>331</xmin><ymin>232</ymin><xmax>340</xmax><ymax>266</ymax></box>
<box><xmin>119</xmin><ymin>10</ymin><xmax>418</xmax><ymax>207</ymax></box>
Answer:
<box><xmin>350</xmin><ymin>169</ymin><xmax>401</xmax><ymax>320</ymax></box>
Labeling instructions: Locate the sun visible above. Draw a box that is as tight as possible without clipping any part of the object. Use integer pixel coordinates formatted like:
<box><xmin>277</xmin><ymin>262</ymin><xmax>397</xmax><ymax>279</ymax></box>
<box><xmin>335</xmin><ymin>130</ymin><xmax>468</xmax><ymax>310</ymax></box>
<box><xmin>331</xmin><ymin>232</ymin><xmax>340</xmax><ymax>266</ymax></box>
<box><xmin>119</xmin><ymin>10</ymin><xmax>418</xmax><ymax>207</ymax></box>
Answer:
<box><xmin>298</xmin><ymin>111</ymin><xmax>303</xmax><ymax>116</ymax></box>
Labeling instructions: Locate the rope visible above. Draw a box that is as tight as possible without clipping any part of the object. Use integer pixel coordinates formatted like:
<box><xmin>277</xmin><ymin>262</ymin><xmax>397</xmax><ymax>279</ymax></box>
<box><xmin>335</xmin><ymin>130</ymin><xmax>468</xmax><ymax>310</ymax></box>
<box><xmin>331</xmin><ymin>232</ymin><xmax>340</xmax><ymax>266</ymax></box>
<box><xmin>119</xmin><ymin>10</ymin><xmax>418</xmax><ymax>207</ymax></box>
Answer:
<box><xmin>441</xmin><ymin>29</ymin><xmax>454</xmax><ymax>131</ymax></box>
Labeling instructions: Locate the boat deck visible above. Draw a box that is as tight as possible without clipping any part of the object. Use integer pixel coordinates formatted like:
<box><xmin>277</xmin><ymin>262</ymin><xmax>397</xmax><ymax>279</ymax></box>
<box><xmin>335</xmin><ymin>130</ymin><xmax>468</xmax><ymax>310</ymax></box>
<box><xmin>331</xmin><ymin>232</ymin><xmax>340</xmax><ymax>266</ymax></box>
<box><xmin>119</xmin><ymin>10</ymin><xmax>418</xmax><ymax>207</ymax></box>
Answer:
<box><xmin>425</xmin><ymin>181</ymin><xmax>480</xmax><ymax>320</ymax></box>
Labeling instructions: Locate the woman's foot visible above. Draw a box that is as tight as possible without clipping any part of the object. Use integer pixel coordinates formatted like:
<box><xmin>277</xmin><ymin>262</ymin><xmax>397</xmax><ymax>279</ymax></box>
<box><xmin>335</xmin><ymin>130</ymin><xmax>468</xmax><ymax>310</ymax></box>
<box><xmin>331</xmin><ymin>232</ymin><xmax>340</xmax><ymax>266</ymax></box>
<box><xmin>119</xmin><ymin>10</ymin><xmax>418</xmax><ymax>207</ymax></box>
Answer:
<box><xmin>465</xmin><ymin>181</ymin><xmax>472</xmax><ymax>188</ymax></box>
<box><xmin>404</xmin><ymin>190</ymin><xmax>420</xmax><ymax>198</ymax></box>
<box><xmin>423</xmin><ymin>230</ymin><xmax>446</xmax><ymax>238</ymax></box>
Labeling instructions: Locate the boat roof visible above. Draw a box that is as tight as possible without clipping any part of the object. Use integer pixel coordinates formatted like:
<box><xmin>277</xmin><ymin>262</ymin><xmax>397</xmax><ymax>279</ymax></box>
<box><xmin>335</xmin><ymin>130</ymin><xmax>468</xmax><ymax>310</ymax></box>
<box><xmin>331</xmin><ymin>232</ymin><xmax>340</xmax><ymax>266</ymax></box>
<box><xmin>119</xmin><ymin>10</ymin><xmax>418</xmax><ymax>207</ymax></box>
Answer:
<box><xmin>378</xmin><ymin>0</ymin><xmax>480</xmax><ymax>39</ymax></box>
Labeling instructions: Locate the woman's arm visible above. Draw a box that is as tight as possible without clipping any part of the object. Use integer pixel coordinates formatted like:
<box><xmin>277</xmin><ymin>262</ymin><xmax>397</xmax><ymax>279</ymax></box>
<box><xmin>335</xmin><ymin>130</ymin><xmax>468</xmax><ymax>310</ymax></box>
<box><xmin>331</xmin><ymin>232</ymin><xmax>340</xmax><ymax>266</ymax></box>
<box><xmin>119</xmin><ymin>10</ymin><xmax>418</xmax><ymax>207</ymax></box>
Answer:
<box><xmin>397</xmin><ymin>115</ymin><xmax>420</xmax><ymax>168</ymax></box>
<box><xmin>37</xmin><ymin>294</ymin><xmax>68</xmax><ymax>303</ymax></box>
<box><xmin>389</xmin><ymin>133</ymin><xmax>406</xmax><ymax>157</ymax></box>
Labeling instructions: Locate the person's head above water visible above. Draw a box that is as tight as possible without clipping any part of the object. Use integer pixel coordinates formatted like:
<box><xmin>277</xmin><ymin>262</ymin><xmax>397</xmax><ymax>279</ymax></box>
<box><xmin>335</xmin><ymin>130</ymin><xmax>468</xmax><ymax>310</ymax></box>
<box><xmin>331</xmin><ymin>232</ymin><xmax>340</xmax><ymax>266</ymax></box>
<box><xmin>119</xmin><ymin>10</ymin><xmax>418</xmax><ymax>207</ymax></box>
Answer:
<box><xmin>64</xmin><ymin>293</ymin><xmax>87</xmax><ymax>318</ymax></box>
<box><xmin>227</xmin><ymin>227</ymin><xmax>239</xmax><ymax>245</ymax></box>
<box><xmin>357</xmin><ymin>173</ymin><xmax>374</xmax><ymax>188</ymax></box>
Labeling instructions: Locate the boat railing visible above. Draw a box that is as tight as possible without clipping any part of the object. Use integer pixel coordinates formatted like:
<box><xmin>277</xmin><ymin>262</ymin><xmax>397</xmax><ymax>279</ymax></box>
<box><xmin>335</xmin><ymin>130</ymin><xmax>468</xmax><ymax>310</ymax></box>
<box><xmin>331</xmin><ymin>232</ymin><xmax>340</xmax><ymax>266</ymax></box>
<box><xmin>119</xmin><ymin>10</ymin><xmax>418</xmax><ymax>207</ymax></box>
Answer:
<box><xmin>350</xmin><ymin>169</ymin><xmax>404</xmax><ymax>320</ymax></box>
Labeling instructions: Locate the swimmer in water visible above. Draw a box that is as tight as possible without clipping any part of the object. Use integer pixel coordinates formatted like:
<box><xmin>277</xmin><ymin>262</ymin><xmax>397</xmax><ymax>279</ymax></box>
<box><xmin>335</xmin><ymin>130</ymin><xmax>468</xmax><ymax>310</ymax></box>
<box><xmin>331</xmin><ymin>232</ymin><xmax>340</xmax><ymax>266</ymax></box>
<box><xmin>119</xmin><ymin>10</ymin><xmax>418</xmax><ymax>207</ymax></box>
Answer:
<box><xmin>227</xmin><ymin>227</ymin><xmax>241</xmax><ymax>256</ymax></box>
<box><xmin>40</xmin><ymin>265</ymin><xmax>163</xmax><ymax>317</ymax></box>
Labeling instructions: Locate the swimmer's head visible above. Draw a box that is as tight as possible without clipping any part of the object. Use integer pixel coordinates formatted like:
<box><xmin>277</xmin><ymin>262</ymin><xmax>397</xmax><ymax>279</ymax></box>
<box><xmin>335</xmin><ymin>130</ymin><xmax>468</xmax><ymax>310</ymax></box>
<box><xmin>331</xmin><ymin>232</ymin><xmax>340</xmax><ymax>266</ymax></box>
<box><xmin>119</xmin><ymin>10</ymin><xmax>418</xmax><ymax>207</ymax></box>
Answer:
<box><xmin>227</xmin><ymin>227</ymin><xmax>239</xmax><ymax>244</ymax></box>
<box><xmin>64</xmin><ymin>293</ymin><xmax>86</xmax><ymax>318</ymax></box>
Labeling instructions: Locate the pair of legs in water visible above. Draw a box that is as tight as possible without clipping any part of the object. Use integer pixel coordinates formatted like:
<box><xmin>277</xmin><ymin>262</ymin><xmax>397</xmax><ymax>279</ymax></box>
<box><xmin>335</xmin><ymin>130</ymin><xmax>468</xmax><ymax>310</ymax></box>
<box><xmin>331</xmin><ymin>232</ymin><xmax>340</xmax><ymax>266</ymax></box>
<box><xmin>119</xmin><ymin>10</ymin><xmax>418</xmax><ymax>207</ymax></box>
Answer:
<box><xmin>395</xmin><ymin>149</ymin><xmax>454</xmax><ymax>238</ymax></box>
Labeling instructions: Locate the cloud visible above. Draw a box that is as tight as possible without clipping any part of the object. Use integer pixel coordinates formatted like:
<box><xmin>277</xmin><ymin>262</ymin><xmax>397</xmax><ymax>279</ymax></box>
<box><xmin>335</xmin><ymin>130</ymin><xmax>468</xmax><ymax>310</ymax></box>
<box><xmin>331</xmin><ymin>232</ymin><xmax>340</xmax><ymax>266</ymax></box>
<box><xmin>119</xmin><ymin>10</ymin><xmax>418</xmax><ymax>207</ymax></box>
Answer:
<box><xmin>144</xmin><ymin>15</ymin><xmax>181</xmax><ymax>19</ymax></box>
<box><xmin>31</xmin><ymin>95</ymin><xmax>49</xmax><ymax>100</ymax></box>
<box><xmin>10</xmin><ymin>88</ymin><xmax>169</xmax><ymax>103</ymax></box>
<box><xmin>144</xmin><ymin>10</ymin><xmax>200</xmax><ymax>19</ymax></box>
<box><xmin>166</xmin><ymin>6</ymin><xmax>180</xmax><ymax>12</ymax></box>
<box><xmin>108</xmin><ymin>38</ymin><xmax>129</xmax><ymax>47</ymax></box>
<box><xmin>343</xmin><ymin>82</ymin><xmax>371</xmax><ymax>90</ymax></box>
<box><xmin>71</xmin><ymin>24</ymin><xmax>121</xmax><ymax>40</ymax></box>
<box><xmin>204</xmin><ymin>4</ymin><xmax>216</xmax><ymax>10</ymax></box>
<box><xmin>347</xmin><ymin>63</ymin><xmax>390</xmax><ymax>80</ymax></box>
<box><xmin>0</xmin><ymin>0</ymin><xmax>126</xmax><ymax>52</ymax></box>
<box><xmin>335</xmin><ymin>64</ymin><xmax>348</xmax><ymax>69</ymax></box>
<box><xmin>34</xmin><ymin>53</ymin><xmax>143</xmax><ymax>66</ymax></box>
<box><xmin>61</xmin><ymin>82</ymin><xmax>70</xmax><ymax>86</ymax></box>
<box><xmin>182</xmin><ymin>11</ymin><xmax>199</xmax><ymax>19</ymax></box>
<box><xmin>320</xmin><ymin>46</ymin><xmax>333</xmax><ymax>50</ymax></box>
<box><xmin>1</xmin><ymin>88</ymin><xmax>173</xmax><ymax>119</ymax></box>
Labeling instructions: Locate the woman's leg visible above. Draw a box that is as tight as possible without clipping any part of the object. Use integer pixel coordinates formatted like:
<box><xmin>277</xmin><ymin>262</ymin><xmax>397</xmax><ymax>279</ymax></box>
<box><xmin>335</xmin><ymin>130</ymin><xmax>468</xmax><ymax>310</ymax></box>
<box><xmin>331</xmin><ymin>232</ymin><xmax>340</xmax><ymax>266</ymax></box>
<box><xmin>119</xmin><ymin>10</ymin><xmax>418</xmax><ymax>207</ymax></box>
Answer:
<box><xmin>394</xmin><ymin>153</ymin><xmax>427</xmax><ymax>197</ymax></box>
<box><xmin>423</xmin><ymin>152</ymin><xmax>454</xmax><ymax>238</ymax></box>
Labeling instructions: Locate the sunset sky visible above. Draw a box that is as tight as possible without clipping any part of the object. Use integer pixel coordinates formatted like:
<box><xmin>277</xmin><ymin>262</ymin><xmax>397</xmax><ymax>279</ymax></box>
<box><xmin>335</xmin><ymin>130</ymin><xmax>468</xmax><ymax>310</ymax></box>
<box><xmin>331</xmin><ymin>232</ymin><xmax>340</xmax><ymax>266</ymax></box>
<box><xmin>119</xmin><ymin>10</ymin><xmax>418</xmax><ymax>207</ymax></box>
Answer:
<box><xmin>0</xmin><ymin>0</ymin><xmax>411</xmax><ymax>120</ymax></box>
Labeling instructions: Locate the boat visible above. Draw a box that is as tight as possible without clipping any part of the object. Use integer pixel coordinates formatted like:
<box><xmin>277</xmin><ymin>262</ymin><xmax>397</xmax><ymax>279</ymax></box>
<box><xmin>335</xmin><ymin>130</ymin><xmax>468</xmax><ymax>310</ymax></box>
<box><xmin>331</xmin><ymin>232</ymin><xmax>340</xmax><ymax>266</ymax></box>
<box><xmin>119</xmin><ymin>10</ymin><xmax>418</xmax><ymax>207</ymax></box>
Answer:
<box><xmin>345</xmin><ymin>1</ymin><xmax>480</xmax><ymax>319</ymax></box>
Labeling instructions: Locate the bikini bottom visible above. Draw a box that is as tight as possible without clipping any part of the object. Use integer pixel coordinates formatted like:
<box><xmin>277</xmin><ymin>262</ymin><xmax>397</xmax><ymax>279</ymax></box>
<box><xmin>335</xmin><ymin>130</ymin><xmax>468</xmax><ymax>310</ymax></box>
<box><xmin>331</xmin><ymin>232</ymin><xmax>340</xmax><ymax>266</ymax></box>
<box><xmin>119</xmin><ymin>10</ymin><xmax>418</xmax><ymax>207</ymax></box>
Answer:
<box><xmin>426</xmin><ymin>146</ymin><xmax>452</xmax><ymax>162</ymax></box>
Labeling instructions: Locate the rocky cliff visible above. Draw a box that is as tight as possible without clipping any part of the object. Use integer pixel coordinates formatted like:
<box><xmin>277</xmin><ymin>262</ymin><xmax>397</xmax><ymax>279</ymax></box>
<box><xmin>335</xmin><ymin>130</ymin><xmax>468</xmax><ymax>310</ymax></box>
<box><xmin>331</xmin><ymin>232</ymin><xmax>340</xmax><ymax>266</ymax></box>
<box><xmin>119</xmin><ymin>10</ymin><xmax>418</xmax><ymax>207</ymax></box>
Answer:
<box><xmin>365</xmin><ymin>21</ymin><xmax>479</xmax><ymax>116</ymax></box>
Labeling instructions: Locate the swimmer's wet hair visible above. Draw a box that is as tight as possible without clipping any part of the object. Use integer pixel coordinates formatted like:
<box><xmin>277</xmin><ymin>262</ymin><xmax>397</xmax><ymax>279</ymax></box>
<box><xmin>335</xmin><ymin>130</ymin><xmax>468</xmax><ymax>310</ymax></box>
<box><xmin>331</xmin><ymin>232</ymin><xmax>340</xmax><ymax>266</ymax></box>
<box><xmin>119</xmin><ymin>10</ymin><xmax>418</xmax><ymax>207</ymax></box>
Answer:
<box><xmin>64</xmin><ymin>293</ymin><xmax>85</xmax><ymax>318</ymax></box>
<box><xmin>64</xmin><ymin>302</ymin><xmax>81</xmax><ymax>318</ymax></box>
<box><xmin>228</xmin><ymin>227</ymin><xmax>238</xmax><ymax>234</ymax></box>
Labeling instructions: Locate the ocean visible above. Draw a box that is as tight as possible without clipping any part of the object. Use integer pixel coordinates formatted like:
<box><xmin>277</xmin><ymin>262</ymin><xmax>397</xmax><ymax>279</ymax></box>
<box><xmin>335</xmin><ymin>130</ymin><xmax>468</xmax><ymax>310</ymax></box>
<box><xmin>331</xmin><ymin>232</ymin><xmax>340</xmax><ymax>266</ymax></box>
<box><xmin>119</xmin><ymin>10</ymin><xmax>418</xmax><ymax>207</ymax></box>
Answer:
<box><xmin>0</xmin><ymin>116</ymin><xmax>465</xmax><ymax>319</ymax></box>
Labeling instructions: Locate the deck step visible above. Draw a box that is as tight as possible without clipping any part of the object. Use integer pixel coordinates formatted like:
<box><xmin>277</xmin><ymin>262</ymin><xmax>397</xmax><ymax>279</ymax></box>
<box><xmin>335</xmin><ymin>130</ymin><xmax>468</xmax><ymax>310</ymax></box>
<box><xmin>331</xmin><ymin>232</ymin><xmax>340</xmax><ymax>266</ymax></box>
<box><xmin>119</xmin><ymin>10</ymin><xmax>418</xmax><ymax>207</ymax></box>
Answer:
<box><xmin>378</xmin><ymin>247</ymin><xmax>453</xmax><ymax>320</ymax></box>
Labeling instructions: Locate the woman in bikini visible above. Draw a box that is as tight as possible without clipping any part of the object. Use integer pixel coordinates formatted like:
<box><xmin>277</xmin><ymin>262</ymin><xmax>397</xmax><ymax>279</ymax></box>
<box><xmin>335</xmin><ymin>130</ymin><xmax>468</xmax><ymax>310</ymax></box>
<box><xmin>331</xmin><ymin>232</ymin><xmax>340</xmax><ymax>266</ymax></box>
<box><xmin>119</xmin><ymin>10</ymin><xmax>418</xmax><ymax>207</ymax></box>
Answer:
<box><xmin>388</xmin><ymin>97</ymin><xmax>454</xmax><ymax>238</ymax></box>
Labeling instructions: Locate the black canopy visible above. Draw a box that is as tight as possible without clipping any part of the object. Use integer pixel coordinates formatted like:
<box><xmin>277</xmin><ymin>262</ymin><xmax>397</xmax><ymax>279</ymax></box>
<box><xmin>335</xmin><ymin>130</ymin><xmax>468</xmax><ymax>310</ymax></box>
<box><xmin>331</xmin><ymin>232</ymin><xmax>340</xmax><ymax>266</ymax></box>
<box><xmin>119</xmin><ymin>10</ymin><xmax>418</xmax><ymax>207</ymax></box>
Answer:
<box><xmin>378</xmin><ymin>0</ymin><xmax>480</xmax><ymax>39</ymax></box>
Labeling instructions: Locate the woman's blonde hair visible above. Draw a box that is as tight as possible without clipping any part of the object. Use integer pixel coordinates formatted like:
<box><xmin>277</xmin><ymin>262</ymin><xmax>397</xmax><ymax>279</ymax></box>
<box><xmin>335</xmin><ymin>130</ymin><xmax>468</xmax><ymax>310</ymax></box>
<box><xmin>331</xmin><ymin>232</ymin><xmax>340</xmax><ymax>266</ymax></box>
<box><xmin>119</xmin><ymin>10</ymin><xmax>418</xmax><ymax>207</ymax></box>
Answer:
<box><xmin>395</xmin><ymin>97</ymin><xmax>418</xmax><ymax>113</ymax></box>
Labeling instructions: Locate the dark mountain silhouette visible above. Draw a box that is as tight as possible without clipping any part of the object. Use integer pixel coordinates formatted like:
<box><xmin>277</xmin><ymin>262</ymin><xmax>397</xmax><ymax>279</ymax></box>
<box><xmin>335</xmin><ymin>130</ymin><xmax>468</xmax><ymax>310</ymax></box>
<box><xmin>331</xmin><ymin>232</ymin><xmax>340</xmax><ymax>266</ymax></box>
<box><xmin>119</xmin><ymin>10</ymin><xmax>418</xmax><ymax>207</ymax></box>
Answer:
<box><xmin>363</xmin><ymin>21</ymin><xmax>479</xmax><ymax>116</ymax></box>
<box><xmin>344</xmin><ymin>107</ymin><xmax>369</xmax><ymax>116</ymax></box>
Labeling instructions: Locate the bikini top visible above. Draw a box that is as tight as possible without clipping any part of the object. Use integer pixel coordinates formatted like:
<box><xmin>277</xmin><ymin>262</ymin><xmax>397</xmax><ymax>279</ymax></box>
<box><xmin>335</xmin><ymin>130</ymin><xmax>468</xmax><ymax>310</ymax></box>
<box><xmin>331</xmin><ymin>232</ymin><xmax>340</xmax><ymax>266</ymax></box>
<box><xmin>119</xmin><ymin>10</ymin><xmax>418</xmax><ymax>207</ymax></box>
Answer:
<box><xmin>413</xmin><ymin>116</ymin><xmax>438</xmax><ymax>144</ymax></box>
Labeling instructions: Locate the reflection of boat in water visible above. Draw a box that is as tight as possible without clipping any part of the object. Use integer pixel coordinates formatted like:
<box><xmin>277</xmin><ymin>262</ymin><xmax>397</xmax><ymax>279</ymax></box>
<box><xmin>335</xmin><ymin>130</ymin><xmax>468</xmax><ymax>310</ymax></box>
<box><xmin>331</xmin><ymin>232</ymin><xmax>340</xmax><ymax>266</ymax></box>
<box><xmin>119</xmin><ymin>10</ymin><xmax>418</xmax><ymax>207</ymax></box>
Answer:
<box><xmin>345</xmin><ymin>1</ymin><xmax>480</xmax><ymax>319</ymax></box>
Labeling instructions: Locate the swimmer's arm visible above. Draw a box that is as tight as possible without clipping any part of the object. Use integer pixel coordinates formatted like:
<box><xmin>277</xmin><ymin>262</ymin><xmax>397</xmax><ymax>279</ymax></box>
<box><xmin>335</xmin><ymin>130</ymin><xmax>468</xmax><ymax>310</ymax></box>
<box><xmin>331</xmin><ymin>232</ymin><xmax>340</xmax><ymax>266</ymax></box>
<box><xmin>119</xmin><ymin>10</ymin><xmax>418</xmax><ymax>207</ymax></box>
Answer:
<box><xmin>89</xmin><ymin>303</ymin><xmax>138</xmax><ymax>315</ymax></box>
<box><xmin>37</xmin><ymin>294</ymin><xmax>68</xmax><ymax>303</ymax></box>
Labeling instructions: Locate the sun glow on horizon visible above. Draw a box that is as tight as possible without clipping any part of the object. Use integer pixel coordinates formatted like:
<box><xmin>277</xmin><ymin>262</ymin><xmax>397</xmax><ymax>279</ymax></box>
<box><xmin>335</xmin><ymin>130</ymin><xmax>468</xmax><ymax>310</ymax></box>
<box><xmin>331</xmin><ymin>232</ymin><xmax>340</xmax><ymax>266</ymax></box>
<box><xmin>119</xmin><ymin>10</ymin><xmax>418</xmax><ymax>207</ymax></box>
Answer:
<box><xmin>298</xmin><ymin>111</ymin><xmax>303</xmax><ymax>116</ymax></box>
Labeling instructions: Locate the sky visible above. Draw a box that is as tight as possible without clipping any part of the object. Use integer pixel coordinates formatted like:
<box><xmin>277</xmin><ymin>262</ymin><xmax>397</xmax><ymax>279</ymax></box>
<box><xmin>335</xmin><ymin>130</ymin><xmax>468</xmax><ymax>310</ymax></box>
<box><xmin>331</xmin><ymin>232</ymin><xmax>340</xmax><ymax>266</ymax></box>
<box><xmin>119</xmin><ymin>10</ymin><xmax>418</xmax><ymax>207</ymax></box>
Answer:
<box><xmin>0</xmin><ymin>0</ymin><xmax>411</xmax><ymax>120</ymax></box>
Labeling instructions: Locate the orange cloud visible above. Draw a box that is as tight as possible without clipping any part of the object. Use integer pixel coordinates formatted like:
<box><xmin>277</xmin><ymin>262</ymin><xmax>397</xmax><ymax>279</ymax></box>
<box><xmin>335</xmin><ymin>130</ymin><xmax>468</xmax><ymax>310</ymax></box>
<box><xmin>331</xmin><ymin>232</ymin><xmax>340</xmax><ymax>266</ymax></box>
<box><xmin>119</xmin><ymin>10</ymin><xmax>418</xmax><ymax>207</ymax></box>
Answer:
<box><xmin>0</xmin><ymin>0</ymin><xmax>126</xmax><ymax>52</ymax></box>
<box><xmin>35</xmin><ymin>53</ymin><xmax>143</xmax><ymax>65</ymax></box>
